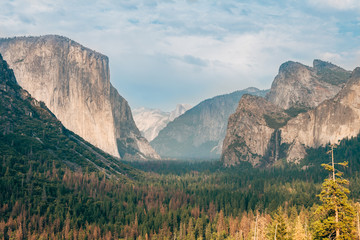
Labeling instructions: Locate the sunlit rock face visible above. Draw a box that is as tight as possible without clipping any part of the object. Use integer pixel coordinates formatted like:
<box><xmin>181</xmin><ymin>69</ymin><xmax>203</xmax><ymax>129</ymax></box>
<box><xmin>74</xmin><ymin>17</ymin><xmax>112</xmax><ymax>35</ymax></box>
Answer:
<box><xmin>280</xmin><ymin>68</ymin><xmax>360</xmax><ymax>162</ymax></box>
<box><xmin>221</xmin><ymin>60</ymin><xmax>353</xmax><ymax>166</ymax></box>
<box><xmin>0</xmin><ymin>35</ymin><xmax>159</xmax><ymax>160</ymax></box>
<box><xmin>221</xmin><ymin>95</ymin><xmax>288</xmax><ymax>166</ymax></box>
<box><xmin>266</xmin><ymin>60</ymin><xmax>350</xmax><ymax>109</ymax></box>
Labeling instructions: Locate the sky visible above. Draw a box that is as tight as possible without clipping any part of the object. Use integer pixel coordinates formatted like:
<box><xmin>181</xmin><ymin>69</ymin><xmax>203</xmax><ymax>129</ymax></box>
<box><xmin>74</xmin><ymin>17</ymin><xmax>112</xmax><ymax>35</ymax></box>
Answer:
<box><xmin>0</xmin><ymin>0</ymin><xmax>360</xmax><ymax>111</ymax></box>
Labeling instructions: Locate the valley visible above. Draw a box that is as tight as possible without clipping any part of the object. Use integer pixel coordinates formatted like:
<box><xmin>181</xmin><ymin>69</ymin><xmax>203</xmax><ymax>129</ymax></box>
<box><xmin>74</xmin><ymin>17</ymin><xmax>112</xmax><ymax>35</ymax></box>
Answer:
<box><xmin>1</xmin><ymin>35</ymin><xmax>360</xmax><ymax>239</ymax></box>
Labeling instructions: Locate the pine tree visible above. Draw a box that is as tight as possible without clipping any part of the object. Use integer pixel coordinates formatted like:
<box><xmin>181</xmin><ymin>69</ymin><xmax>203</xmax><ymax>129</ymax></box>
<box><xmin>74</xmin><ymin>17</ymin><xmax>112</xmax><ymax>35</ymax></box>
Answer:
<box><xmin>187</xmin><ymin>218</ymin><xmax>195</xmax><ymax>240</ymax></box>
<box><xmin>194</xmin><ymin>217</ymin><xmax>204</xmax><ymax>239</ymax></box>
<box><xmin>313</xmin><ymin>144</ymin><xmax>355</xmax><ymax>239</ymax></box>
<box><xmin>355</xmin><ymin>202</ymin><xmax>360</xmax><ymax>240</ymax></box>
<box><xmin>267</xmin><ymin>208</ymin><xmax>289</xmax><ymax>240</ymax></box>
<box><xmin>216</xmin><ymin>210</ymin><xmax>227</xmax><ymax>237</ymax></box>
<box><xmin>293</xmin><ymin>216</ymin><xmax>307</xmax><ymax>240</ymax></box>
<box><xmin>205</xmin><ymin>223</ymin><xmax>212</xmax><ymax>240</ymax></box>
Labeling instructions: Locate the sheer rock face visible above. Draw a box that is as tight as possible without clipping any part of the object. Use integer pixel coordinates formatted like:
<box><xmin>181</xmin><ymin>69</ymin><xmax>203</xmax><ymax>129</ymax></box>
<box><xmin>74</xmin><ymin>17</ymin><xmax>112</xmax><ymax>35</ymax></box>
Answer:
<box><xmin>280</xmin><ymin>68</ymin><xmax>360</xmax><ymax>162</ymax></box>
<box><xmin>110</xmin><ymin>85</ymin><xmax>160</xmax><ymax>159</ymax></box>
<box><xmin>221</xmin><ymin>95</ymin><xmax>288</xmax><ymax>166</ymax></box>
<box><xmin>266</xmin><ymin>60</ymin><xmax>350</xmax><ymax>109</ymax></box>
<box><xmin>0</xmin><ymin>53</ymin><xmax>139</xmax><ymax>178</ymax></box>
<box><xmin>0</xmin><ymin>35</ymin><xmax>159</xmax><ymax>160</ymax></box>
<box><xmin>221</xmin><ymin>60</ymin><xmax>353</xmax><ymax>166</ymax></box>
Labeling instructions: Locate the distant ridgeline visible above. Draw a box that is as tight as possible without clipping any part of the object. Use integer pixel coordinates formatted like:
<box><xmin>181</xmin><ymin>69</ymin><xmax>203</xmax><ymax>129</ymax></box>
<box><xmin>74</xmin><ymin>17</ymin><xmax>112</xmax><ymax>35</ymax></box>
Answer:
<box><xmin>150</xmin><ymin>88</ymin><xmax>268</xmax><ymax>160</ymax></box>
<box><xmin>221</xmin><ymin>60</ymin><xmax>360</xmax><ymax>167</ymax></box>
<box><xmin>132</xmin><ymin>104</ymin><xmax>192</xmax><ymax>142</ymax></box>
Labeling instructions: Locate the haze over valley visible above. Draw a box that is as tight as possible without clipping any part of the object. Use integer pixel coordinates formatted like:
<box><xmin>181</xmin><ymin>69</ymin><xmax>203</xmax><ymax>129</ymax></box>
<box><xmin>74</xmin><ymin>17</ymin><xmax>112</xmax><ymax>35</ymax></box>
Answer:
<box><xmin>1</xmin><ymin>1</ymin><xmax>360</xmax><ymax>239</ymax></box>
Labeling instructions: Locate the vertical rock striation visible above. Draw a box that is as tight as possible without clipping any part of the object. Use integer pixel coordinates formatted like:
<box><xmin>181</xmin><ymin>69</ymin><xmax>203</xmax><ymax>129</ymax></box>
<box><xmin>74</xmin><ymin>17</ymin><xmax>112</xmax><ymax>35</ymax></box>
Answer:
<box><xmin>0</xmin><ymin>35</ymin><xmax>159</xmax><ymax>160</ymax></box>
<box><xmin>280</xmin><ymin>68</ymin><xmax>360</xmax><ymax>162</ymax></box>
<box><xmin>266</xmin><ymin>60</ymin><xmax>350</xmax><ymax>109</ymax></box>
<box><xmin>0</xmin><ymin>53</ymin><xmax>140</xmax><ymax>177</ymax></box>
<box><xmin>221</xmin><ymin>95</ymin><xmax>289</xmax><ymax>166</ymax></box>
<box><xmin>110</xmin><ymin>85</ymin><xmax>160</xmax><ymax>159</ymax></box>
<box><xmin>221</xmin><ymin>60</ymin><xmax>353</xmax><ymax>166</ymax></box>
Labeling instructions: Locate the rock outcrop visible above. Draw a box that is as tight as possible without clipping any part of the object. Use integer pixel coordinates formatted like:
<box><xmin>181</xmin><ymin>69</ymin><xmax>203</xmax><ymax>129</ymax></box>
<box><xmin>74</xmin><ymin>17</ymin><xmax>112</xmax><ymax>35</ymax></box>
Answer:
<box><xmin>109</xmin><ymin>85</ymin><xmax>160</xmax><ymax>159</ymax></box>
<box><xmin>281</xmin><ymin>68</ymin><xmax>360</xmax><ymax>162</ymax></box>
<box><xmin>151</xmin><ymin>88</ymin><xmax>268</xmax><ymax>159</ymax></box>
<box><xmin>221</xmin><ymin>95</ymin><xmax>289</xmax><ymax>166</ymax></box>
<box><xmin>222</xmin><ymin>60</ymin><xmax>353</xmax><ymax>166</ymax></box>
<box><xmin>266</xmin><ymin>60</ymin><xmax>350</xmax><ymax>109</ymax></box>
<box><xmin>0</xmin><ymin>35</ymin><xmax>159</xmax><ymax>160</ymax></box>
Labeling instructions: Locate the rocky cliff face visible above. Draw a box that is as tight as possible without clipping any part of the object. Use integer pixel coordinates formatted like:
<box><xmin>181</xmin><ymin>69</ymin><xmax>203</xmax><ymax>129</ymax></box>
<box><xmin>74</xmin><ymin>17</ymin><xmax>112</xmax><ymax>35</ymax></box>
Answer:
<box><xmin>0</xmin><ymin>52</ymin><xmax>140</xmax><ymax>178</ymax></box>
<box><xmin>133</xmin><ymin>104</ymin><xmax>192</xmax><ymax>141</ymax></box>
<box><xmin>109</xmin><ymin>85</ymin><xmax>160</xmax><ymax>159</ymax></box>
<box><xmin>151</xmin><ymin>88</ymin><xmax>268</xmax><ymax>160</ymax></box>
<box><xmin>221</xmin><ymin>60</ymin><xmax>352</xmax><ymax>166</ymax></box>
<box><xmin>266</xmin><ymin>60</ymin><xmax>350</xmax><ymax>109</ymax></box>
<box><xmin>0</xmin><ymin>35</ymin><xmax>159</xmax><ymax>160</ymax></box>
<box><xmin>221</xmin><ymin>95</ymin><xmax>289</xmax><ymax>166</ymax></box>
<box><xmin>280</xmin><ymin>68</ymin><xmax>360</xmax><ymax>162</ymax></box>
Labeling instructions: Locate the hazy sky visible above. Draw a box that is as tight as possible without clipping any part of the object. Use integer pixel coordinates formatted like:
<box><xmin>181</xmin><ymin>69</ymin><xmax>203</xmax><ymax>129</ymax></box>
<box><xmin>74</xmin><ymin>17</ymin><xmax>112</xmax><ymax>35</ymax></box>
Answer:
<box><xmin>1</xmin><ymin>0</ymin><xmax>360</xmax><ymax>111</ymax></box>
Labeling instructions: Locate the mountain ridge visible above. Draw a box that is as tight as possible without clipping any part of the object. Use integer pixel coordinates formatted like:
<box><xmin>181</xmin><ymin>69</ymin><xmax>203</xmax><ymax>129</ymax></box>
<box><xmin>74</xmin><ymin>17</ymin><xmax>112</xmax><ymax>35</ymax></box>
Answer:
<box><xmin>151</xmin><ymin>88</ymin><xmax>269</xmax><ymax>160</ymax></box>
<box><xmin>266</xmin><ymin>59</ymin><xmax>350</xmax><ymax>109</ymax></box>
<box><xmin>133</xmin><ymin>104</ymin><xmax>192</xmax><ymax>141</ymax></box>
<box><xmin>222</xmin><ymin>59</ymin><xmax>353</xmax><ymax>166</ymax></box>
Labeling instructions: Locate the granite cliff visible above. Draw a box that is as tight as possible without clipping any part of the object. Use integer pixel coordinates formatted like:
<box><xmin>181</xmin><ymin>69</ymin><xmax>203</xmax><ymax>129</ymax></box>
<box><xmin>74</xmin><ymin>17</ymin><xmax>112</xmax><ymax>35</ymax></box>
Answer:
<box><xmin>151</xmin><ymin>88</ymin><xmax>268</xmax><ymax>160</ymax></box>
<box><xmin>221</xmin><ymin>95</ymin><xmax>289</xmax><ymax>166</ymax></box>
<box><xmin>281</xmin><ymin>68</ymin><xmax>360</xmax><ymax>162</ymax></box>
<box><xmin>0</xmin><ymin>53</ymin><xmax>139</xmax><ymax>178</ymax></box>
<box><xmin>222</xmin><ymin>60</ymin><xmax>352</xmax><ymax>166</ymax></box>
<box><xmin>266</xmin><ymin>60</ymin><xmax>350</xmax><ymax>109</ymax></box>
<box><xmin>0</xmin><ymin>35</ymin><xmax>159</xmax><ymax>160</ymax></box>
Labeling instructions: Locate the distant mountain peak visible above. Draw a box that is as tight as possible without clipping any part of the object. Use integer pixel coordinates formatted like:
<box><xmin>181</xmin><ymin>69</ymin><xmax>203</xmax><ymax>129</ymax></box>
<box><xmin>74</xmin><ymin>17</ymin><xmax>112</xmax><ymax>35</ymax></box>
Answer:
<box><xmin>169</xmin><ymin>104</ymin><xmax>192</xmax><ymax>121</ymax></box>
<box><xmin>266</xmin><ymin>59</ymin><xmax>351</xmax><ymax>109</ymax></box>
<box><xmin>133</xmin><ymin>104</ymin><xmax>192</xmax><ymax>142</ymax></box>
<box><xmin>243</xmin><ymin>87</ymin><xmax>260</xmax><ymax>93</ymax></box>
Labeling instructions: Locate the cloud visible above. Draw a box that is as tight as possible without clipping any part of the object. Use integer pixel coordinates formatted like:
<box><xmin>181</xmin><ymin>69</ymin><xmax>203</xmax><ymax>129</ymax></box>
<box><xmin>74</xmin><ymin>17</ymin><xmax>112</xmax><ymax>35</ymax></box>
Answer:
<box><xmin>0</xmin><ymin>0</ymin><xmax>359</xmax><ymax>110</ymax></box>
<box><xmin>183</xmin><ymin>55</ymin><xmax>208</xmax><ymax>67</ymax></box>
<box><xmin>308</xmin><ymin>0</ymin><xmax>360</xmax><ymax>10</ymax></box>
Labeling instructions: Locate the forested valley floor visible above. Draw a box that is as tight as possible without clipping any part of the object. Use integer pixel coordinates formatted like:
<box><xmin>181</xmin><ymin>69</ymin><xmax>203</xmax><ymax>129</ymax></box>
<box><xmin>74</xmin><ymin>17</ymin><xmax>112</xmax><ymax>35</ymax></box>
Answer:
<box><xmin>1</xmin><ymin>133</ymin><xmax>360</xmax><ymax>239</ymax></box>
